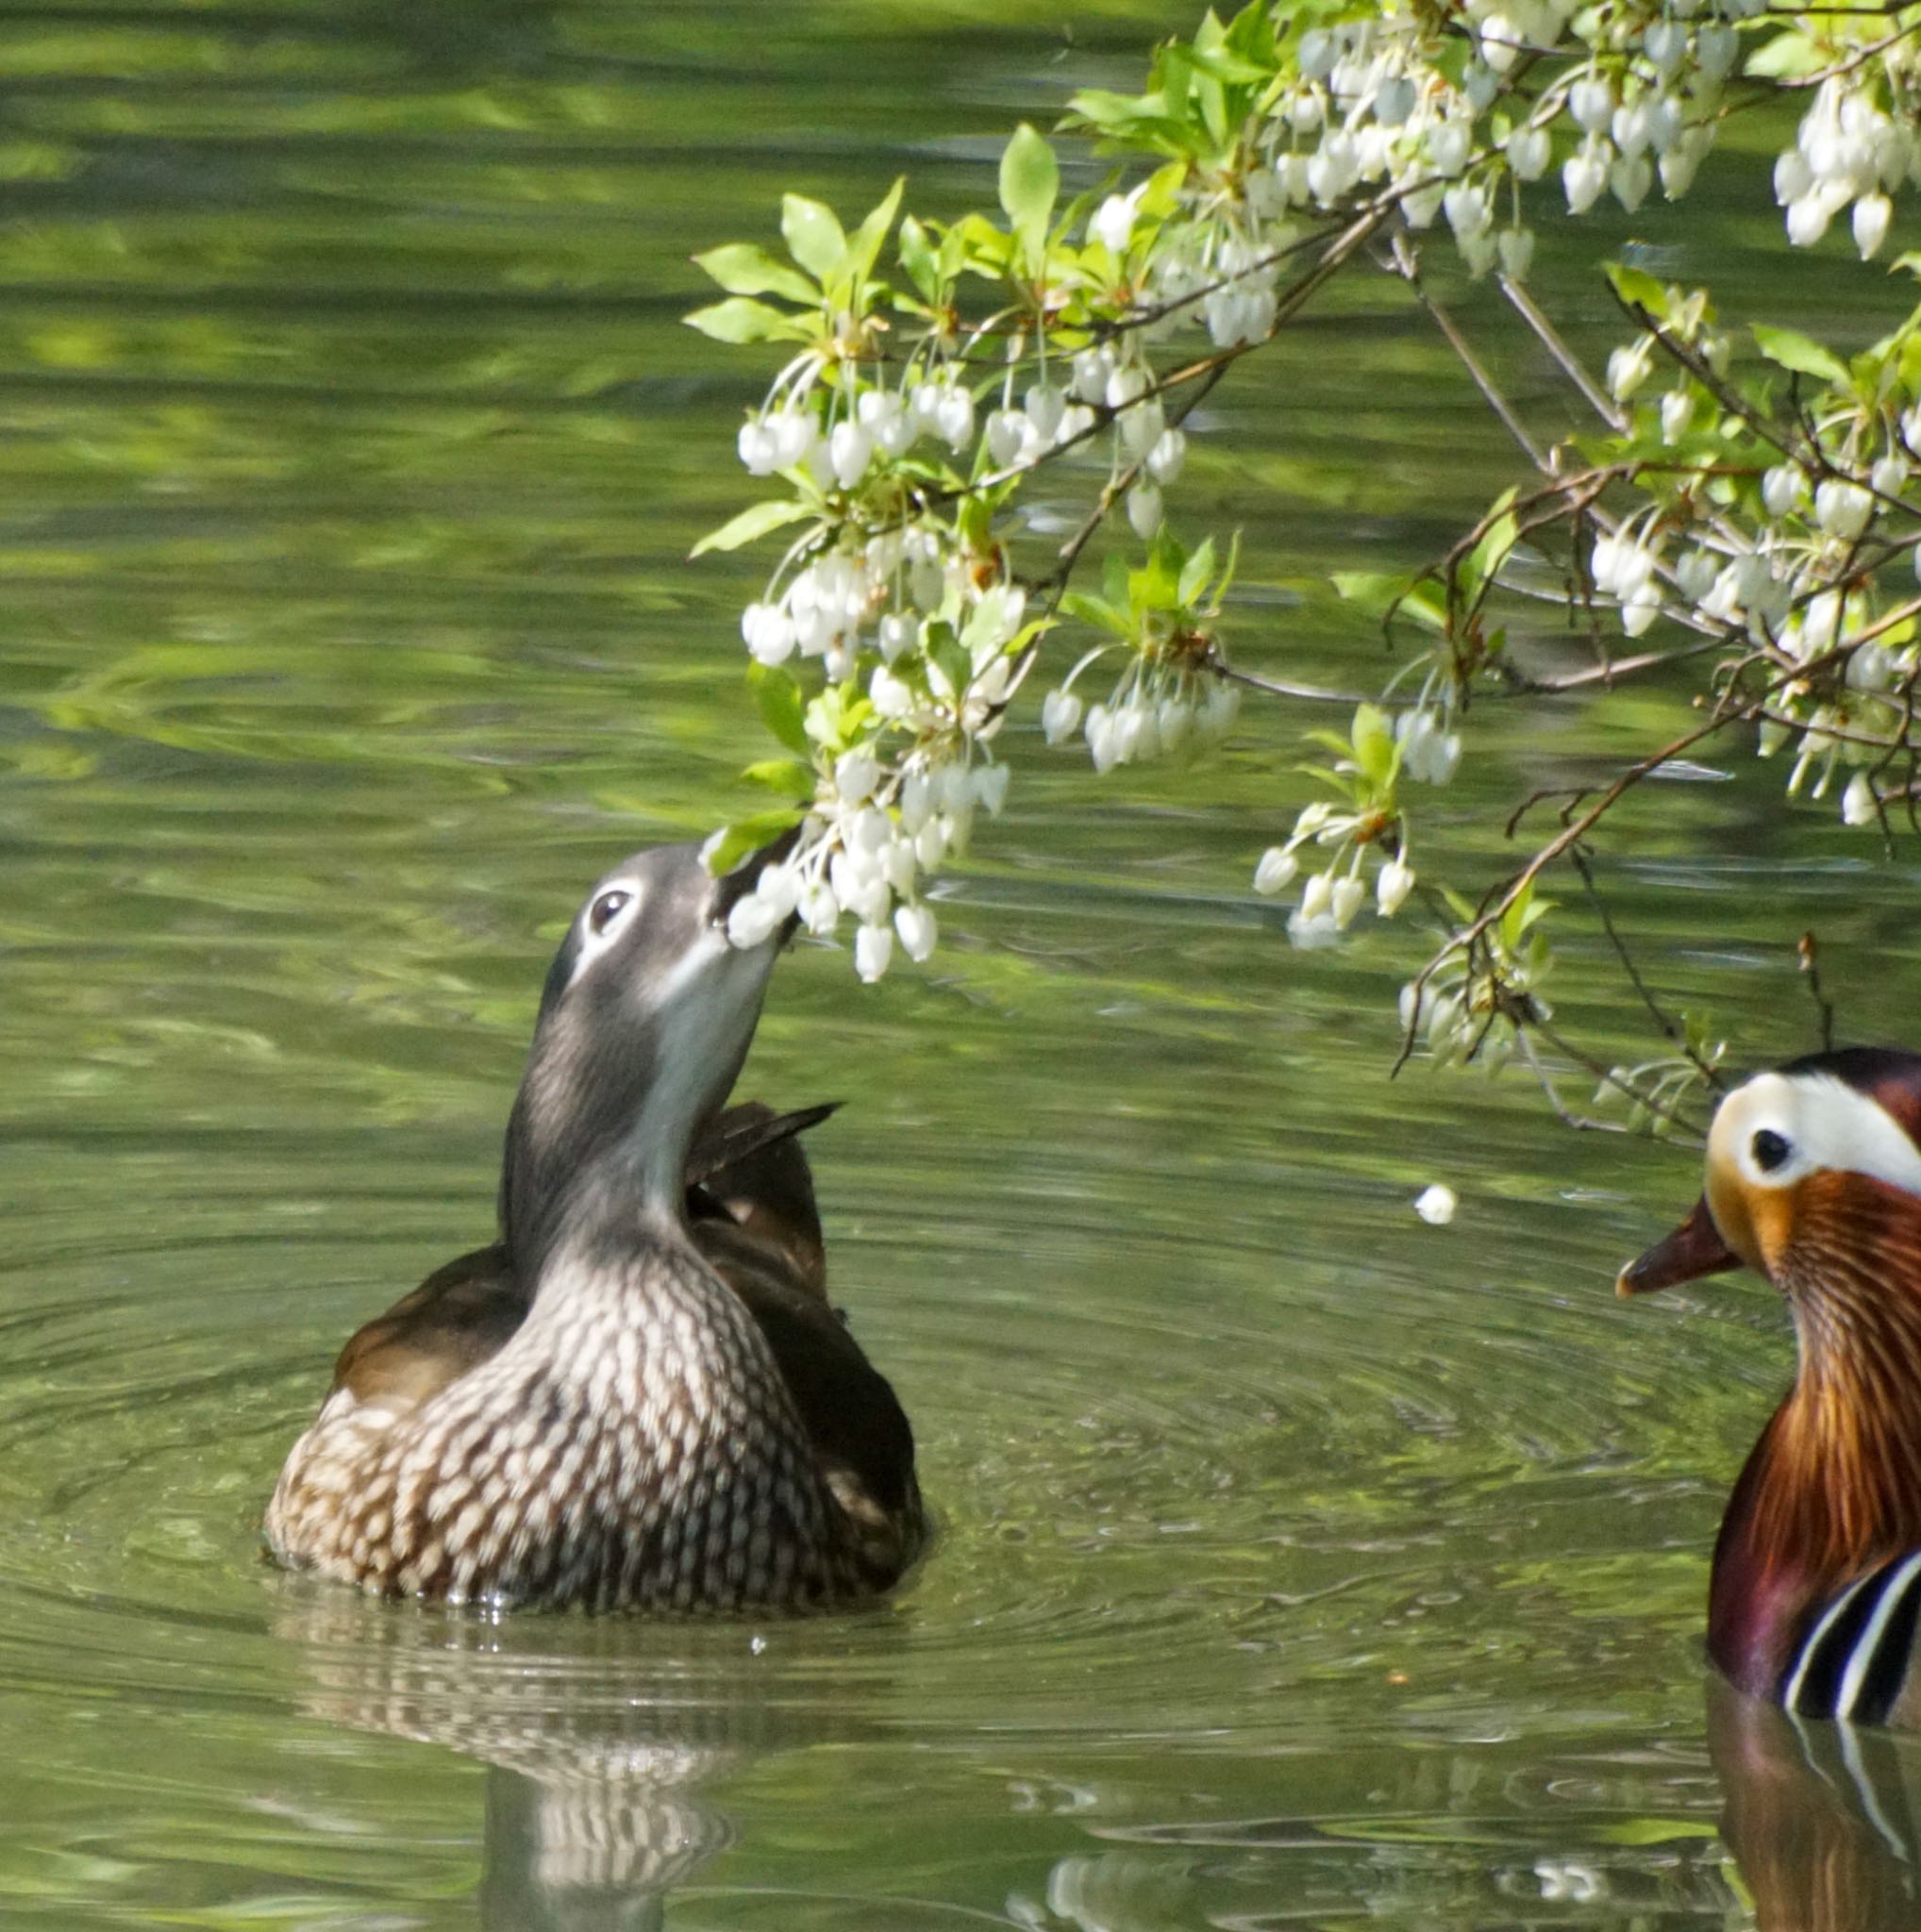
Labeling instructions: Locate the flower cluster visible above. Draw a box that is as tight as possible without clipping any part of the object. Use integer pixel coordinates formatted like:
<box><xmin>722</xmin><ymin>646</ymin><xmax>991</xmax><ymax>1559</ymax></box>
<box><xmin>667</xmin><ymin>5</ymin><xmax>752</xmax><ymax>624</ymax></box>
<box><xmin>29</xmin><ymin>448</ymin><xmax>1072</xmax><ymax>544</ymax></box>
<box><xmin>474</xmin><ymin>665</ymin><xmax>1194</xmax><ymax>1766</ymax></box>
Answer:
<box><xmin>1776</xmin><ymin>74</ymin><xmax>1914</xmax><ymax>258</ymax></box>
<box><xmin>1579</xmin><ymin>270</ymin><xmax>1921</xmax><ymax>830</ymax></box>
<box><xmin>688</xmin><ymin>0</ymin><xmax>1921</xmax><ymax>1160</ymax></box>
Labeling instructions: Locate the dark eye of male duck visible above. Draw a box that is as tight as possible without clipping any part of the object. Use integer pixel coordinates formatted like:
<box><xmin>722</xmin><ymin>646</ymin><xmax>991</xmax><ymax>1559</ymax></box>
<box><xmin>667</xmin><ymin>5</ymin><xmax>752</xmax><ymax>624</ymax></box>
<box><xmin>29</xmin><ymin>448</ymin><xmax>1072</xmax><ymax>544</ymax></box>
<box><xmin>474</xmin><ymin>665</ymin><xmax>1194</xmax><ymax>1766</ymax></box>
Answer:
<box><xmin>1621</xmin><ymin>1047</ymin><xmax>1921</xmax><ymax>1723</ymax></box>
<box><xmin>265</xmin><ymin>841</ymin><xmax>924</xmax><ymax>1610</ymax></box>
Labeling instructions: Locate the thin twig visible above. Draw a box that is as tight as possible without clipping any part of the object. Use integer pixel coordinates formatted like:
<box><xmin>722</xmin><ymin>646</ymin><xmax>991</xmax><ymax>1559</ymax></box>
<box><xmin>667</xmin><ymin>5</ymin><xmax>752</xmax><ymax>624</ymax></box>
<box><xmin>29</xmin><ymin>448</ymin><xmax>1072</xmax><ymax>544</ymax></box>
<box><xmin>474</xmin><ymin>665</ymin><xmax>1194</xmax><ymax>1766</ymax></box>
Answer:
<box><xmin>1394</xmin><ymin>238</ymin><xmax>1549</xmax><ymax>473</ymax></box>
<box><xmin>1500</xmin><ymin>275</ymin><xmax>1627</xmax><ymax>431</ymax></box>
<box><xmin>1572</xmin><ymin>846</ymin><xmax>1727</xmax><ymax>1094</ymax></box>
<box><xmin>1798</xmin><ymin>930</ymin><xmax>1837</xmax><ymax>1052</ymax></box>
<box><xmin>1395</xmin><ymin>674</ymin><xmax>1782</xmax><ymax>1074</ymax></box>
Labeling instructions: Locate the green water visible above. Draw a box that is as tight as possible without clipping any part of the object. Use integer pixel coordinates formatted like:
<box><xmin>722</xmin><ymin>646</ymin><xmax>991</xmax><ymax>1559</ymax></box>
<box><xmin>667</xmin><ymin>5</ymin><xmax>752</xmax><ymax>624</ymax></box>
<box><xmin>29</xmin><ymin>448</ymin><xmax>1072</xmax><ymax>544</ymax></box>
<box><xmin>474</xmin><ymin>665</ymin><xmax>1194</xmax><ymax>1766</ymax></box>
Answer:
<box><xmin>5</xmin><ymin>3</ymin><xmax>1921</xmax><ymax>1926</ymax></box>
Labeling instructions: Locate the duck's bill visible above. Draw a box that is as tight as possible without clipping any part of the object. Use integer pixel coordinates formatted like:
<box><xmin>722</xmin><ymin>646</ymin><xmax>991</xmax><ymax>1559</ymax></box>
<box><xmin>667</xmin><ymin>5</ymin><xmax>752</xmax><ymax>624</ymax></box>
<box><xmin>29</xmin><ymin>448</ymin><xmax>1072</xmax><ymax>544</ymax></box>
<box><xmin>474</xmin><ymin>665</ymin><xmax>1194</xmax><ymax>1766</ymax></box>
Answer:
<box><xmin>1616</xmin><ymin>1192</ymin><xmax>1742</xmax><ymax>1296</ymax></box>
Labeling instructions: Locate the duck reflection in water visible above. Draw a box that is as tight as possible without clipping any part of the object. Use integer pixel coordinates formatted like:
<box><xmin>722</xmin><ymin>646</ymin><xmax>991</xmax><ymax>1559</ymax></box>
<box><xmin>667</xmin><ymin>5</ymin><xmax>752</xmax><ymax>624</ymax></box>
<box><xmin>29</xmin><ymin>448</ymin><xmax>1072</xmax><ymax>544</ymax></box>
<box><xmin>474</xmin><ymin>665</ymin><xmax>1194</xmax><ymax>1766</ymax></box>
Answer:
<box><xmin>266</xmin><ymin>839</ymin><xmax>924</xmax><ymax>1609</ymax></box>
<box><xmin>273</xmin><ymin>1579</ymin><xmax>906</xmax><ymax>1932</ymax></box>
<box><xmin>1711</xmin><ymin>1675</ymin><xmax>1921</xmax><ymax>1931</ymax></box>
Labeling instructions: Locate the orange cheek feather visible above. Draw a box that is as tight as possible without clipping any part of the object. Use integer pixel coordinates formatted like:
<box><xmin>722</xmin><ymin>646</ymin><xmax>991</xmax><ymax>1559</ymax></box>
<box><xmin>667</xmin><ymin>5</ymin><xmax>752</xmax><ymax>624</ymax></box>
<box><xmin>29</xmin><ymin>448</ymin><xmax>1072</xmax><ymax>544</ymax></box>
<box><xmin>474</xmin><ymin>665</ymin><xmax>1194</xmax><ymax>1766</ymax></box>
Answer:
<box><xmin>1743</xmin><ymin>1182</ymin><xmax>1802</xmax><ymax>1280</ymax></box>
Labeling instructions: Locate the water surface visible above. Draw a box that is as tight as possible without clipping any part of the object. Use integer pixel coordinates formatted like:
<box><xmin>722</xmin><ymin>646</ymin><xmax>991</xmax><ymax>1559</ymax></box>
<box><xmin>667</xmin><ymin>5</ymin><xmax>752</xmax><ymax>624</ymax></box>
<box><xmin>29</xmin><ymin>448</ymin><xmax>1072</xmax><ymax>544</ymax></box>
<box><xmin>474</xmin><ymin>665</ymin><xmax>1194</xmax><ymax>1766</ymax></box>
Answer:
<box><xmin>4</xmin><ymin>4</ymin><xmax>1921</xmax><ymax>1927</ymax></box>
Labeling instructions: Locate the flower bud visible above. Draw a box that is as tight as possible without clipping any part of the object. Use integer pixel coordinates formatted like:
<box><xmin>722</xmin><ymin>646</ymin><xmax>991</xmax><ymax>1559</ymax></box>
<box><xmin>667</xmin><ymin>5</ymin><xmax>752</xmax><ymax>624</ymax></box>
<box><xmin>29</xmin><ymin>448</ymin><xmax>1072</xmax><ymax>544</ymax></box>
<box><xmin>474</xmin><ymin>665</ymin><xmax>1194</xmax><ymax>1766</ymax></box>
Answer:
<box><xmin>1762</xmin><ymin>465</ymin><xmax>1805</xmax><ymax>519</ymax></box>
<box><xmin>913</xmin><ymin>817</ymin><xmax>947</xmax><ymax>871</ymax></box>
<box><xmin>737</xmin><ymin>419</ymin><xmax>778</xmax><ymax>475</ymax></box>
<box><xmin>828</xmin><ymin>421</ymin><xmax>873</xmax><ymax>489</ymax></box>
<box><xmin>1090</xmin><ymin>192</ymin><xmax>1139</xmax><ymax>255</ymax></box>
<box><xmin>986</xmin><ymin>408</ymin><xmax>1027</xmax><ymax>468</ymax></box>
<box><xmin>1843</xmin><ymin>772</ymin><xmax>1878</xmax><ymax>826</ymax></box>
<box><xmin>1254</xmin><ymin>846</ymin><xmax>1298</xmax><ymax>895</ymax></box>
<box><xmin>1813</xmin><ymin>479</ymin><xmax>1872</xmax><ymax>541</ymax></box>
<box><xmin>1330</xmin><ymin>876</ymin><xmax>1366</xmax><ymax>928</ymax></box>
<box><xmin>835</xmin><ymin>751</ymin><xmax>879</xmax><ymax>805</ymax></box>
<box><xmin>1127</xmin><ymin>481</ymin><xmax>1163</xmax><ymax>539</ymax></box>
<box><xmin>1506</xmin><ymin>125</ymin><xmax>1550</xmax><ymax>182</ymax></box>
<box><xmin>727</xmin><ymin>892</ymin><xmax>783</xmax><ymax>950</ymax></box>
<box><xmin>1414</xmin><ymin>1185</ymin><xmax>1457</xmax><ymax>1226</ymax></box>
<box><xmin>768</xmin><ymin>409</ymin><xmax>815</xmax><ymax>468</ymax></box>
<box><xmin>1563</xmin><ymin>139</ymin><xmax>1610</xmax><ymax>215</ymax></box>
<box><xmin>1025</xmin><ymin>383</ymin><xmax>1066</xmax><ymax>440</ymax></box>
<box><xmin>877</xmin><ymin>611</ymin><xmax>915</xmax><ymax>664</ymax></box>
<box><xmin>1569</xmin><ymin>75</ymin><xmax>1613</xmax><ymax>135</ymax></box>
<box><xmin>854</xmin><ymin>923</ymin><xmax>894</xmax><ymax>983</ymax></box>
<box><xmin>742</xmin><ymin>602</ymin><xmax>796</xmax><ymax>666</ymax></box>
<box><xmin>800</xmin><ymin>880</ymin><xmax>839</xmax><ymax>937</ymax></box>
<box><xmin>1043</xmin><ymin>689</ymin><xmax>1083</xmax><ymax>745</ymax></box>
<box><xmin>1855</xmin><ymin>192</ymin><xmax>1893</xmax><ymax>261</ymax></box>
<box><xmin>932</xmin><ymin>385</ymin><xmax>974</xmax><ymax>451</ymax></box>
<box><xmin>1377</xmin><ymin>858</ymin><xmax>1414</xmax><ymax>916</ymax></box>
<box><xmin>894</xmin><ymin>901</ymin><xmax>937</xmax><ymax>962</ymax></box>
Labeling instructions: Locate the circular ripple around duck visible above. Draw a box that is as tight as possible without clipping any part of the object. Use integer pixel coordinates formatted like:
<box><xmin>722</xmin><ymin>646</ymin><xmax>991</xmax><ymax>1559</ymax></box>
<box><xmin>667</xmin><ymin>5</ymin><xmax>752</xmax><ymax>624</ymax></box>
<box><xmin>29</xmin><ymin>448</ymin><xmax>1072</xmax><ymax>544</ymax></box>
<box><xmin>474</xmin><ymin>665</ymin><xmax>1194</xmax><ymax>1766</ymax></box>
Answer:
<box><xmin>0</xmin><ymin>1117</ymin><xmax>1759</xmax><ymax>1787</ymax></box>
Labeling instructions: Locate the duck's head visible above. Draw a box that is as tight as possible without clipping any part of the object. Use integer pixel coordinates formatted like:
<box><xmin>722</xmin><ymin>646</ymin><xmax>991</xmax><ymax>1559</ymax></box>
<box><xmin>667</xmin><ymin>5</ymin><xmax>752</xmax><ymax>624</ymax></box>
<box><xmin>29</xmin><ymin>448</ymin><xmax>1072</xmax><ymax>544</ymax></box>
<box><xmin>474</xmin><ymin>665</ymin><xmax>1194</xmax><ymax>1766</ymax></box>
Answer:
<box><xmin>1619</xmin><ymin>1047</ymin><xmax>1921</xmax><ymax>1299</ymax></box>
<box><xmin>500</xmin><ymin>838</ymin><xmax>793</xmax><ymax>1275</ymax></box>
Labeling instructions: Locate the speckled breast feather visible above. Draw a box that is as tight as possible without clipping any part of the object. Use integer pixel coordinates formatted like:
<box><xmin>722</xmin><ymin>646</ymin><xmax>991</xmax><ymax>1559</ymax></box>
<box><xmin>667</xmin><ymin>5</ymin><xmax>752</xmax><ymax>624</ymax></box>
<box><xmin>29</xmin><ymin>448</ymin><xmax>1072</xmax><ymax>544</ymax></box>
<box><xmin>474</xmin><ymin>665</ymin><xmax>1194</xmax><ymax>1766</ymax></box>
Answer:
<box><xmin>266</xmin><ymin>1230</ymin><xmax>867</xmax><ymax>1609</ymax></box>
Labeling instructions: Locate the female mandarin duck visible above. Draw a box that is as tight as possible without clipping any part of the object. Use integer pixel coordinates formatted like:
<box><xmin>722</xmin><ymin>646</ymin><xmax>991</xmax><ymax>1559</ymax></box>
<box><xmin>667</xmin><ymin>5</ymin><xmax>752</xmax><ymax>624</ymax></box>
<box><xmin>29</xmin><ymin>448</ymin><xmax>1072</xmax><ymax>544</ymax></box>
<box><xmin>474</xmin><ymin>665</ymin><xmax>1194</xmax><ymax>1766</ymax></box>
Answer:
<box><xmin>266</xmin><ymin>841</ymin><xmax>924</xmax><ymax>1610</ymax></box>
<box><xmin>1622</xmin><ymin>1047</ymin><xmax>1921</xmax><ymax>1723</ymax></box>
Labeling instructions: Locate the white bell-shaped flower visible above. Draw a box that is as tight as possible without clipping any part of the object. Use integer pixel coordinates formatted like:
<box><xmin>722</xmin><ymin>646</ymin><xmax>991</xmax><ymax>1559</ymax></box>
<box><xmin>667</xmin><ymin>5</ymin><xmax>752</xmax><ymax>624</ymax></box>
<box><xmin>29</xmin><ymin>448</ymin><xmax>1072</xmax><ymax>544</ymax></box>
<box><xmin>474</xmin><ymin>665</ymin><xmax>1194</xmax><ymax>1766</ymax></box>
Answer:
<box><xmin>1042</xmin><ymin>689</ymin><xmax>1083</xmax><ymax>745</ymax></box>
<box><xmin>894</xmin><ymin>901</ymin><xmax>937</xmax><ymax>963</ymax></box>
<box><xmin>854</xmin><ymin>923</ymin><xmax>894</xmax><ymax>983</ymax></box>
<box><xmin>1254</xmin><ymin>846</ymin><xmax>1298</xmax><ymax>895</ymax></box>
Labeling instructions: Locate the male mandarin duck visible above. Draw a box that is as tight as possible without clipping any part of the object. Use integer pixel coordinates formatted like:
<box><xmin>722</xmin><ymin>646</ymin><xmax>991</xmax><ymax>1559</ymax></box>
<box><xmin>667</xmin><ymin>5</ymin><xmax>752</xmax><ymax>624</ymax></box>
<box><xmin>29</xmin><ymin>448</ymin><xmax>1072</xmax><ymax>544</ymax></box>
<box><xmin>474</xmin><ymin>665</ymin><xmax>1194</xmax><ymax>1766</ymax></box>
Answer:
<box><xmin>1621</xmin><ymin>1047</ymin><xmax>1921</xmax><ymax>1722</ymax></box>
<box><xmin>266</xmin><ymin>841</ymin><xmax>925</xmax><ymax>1609</ymax></box>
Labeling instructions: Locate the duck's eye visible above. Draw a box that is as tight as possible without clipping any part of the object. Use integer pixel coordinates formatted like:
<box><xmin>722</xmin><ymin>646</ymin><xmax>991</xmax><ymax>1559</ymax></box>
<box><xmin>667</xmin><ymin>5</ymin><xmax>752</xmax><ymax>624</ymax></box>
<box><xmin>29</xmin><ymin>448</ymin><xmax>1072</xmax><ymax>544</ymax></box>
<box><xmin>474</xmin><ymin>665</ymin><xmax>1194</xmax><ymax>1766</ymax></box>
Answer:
<box><xmin>1752</xmin><ymin>1127</ymin><xmax>1792</xmax><ymax>1174</ymax></box>
<box><xmin>589</xmin><ymin>890</ymin><xmax>632</xmax><ymax>936</ymax></box>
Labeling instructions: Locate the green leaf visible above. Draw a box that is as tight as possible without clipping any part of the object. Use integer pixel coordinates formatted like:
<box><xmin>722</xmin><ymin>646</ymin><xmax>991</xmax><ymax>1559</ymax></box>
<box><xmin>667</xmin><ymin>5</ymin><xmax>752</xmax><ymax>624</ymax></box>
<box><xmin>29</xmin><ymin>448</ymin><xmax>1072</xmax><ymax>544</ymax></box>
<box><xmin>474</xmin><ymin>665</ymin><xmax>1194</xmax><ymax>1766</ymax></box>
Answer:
<box><xmin>1332</xmin><ymin>571</ymin><xmax>1447</xmax><ymax>634</ymax></box>
<box><xmin>690</xmin><ymin>496</ymin><xmax>814</xmax><ymax>559</ymax></box>
<box><xmin>898</xmin><ymin>214</ymin><xmax>939</xmax><ymax>301</ymax></box>
<box><xmin>1350</xmin><ymin>704</ymin><xmax>1396</xmax><ymax>787</ymax></box>
<box><xmin>1060</xmin><ymin>590</ymin><xmax>1134</xmax><ymax>637</ymax></box>
<box><xmin>952</xmin><ymin>210</ymin><xmax>1012</xmax><ymax>275</ymax></box>
<box><xmin>1745</xmin><ymin>28</ymin><xmax>1822</xmax><ymax>79</ymax></box>
<box><xmin>747</xmin><ymin>661</ymin><xmax>810</xmax><ymax>758</ymax></box>
<box><xmin>1178</xmin><ymin>535</ymin><xmax>1217</xmax><ymax>607</ymax></box>
<box><xmin>781</xmin><ymin>194</ymin><xmax>846</xmax><ymax>283</ymax></box>
<box><xmin>922</xmin><ymin>621</ymin><xmax>972</xmax><ymax>702</ymax></box>
<box><xmin>1591</xmin><ymin>1819</ymin><xmax>1721</xmax><ymax>1848</ymax></box>
<box><xmin>999</xmin><ymin>124</ymin><xmax>1060</xmax><ymax>256</ymax></box>
<box><xmin>705</xmin><ymin>808</ymin><xmax>808</xmax><ymax>878</ymax></box>
<box><xmin>1603</xmin><ymin>261</ymin><xmax>1668</xmax><ymax>320</ymax></box>
<box><xmin>845</xmin><ymin>176</ymin><xmax>905</xmax><ymax>291</ymax></box>
<box><xmin>1752</xmin><ymin>323</ymin><xmax>1849</xmax><ymax>387</ymax></box>
<box><xmin>741</xmin><ymin>757</ymin><xmax>816</xmax><ymax>798</ymax></box>
<box><xmin>693</xmin><ymin>242</ymin><xmax>820</xmax><ymax>305</ymax></box>
<box><xmin>685</xmin><ymin>297</ymin><xmax>811</xmax><ymax>345</ymax></box>
<box><xmin>1459</xmin><ymin>488</ymin><xmax>1520</xmax><ymax>603</ymax></box>
<box><xmin>1331</xmin><ymin>570</ymin><xmax>1410</xmax><ymax>614</ymax></box>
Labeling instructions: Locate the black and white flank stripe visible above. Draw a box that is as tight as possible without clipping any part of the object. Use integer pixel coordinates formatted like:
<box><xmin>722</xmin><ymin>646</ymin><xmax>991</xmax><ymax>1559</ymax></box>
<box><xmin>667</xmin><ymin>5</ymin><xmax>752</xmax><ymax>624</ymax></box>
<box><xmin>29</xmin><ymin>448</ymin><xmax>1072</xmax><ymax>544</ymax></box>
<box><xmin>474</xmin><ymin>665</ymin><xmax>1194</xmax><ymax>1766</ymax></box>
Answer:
<box><xmin>1784</xmin><ymin>1552</ymin><xmax>1921</xmax><ymax>1723</ymax></box>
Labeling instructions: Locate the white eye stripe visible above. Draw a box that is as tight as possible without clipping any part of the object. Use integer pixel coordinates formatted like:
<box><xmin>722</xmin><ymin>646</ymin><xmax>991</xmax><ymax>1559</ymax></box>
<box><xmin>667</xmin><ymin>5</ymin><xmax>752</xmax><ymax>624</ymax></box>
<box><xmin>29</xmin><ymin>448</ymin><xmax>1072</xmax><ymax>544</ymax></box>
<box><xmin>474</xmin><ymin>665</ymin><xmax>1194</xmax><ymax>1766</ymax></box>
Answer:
<box><xmin>566</xmin><ymin>878</ymin><xmax>645</xmax><ymax>988</ymax></box>
<box><xmin>1711</xmin><ymin>1071</ymin><xmax>1921</xmax><ymax>1199</ymax></box>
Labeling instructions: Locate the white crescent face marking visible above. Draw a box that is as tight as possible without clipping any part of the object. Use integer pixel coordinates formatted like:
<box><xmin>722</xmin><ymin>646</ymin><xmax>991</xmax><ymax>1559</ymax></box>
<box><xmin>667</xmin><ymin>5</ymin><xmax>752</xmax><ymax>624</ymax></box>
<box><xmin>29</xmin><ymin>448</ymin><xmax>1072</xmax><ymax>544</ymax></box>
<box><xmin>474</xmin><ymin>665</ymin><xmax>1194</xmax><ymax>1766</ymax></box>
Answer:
<box><xmin>566</xmin><ymin>877</ymin><xmax>646</xmax><ymax>990</ymax></box>
<box><xmin>1709</xmin><ymin>1071</ymin><xmax>1921</xmax><ymax>1199</ymax></box>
